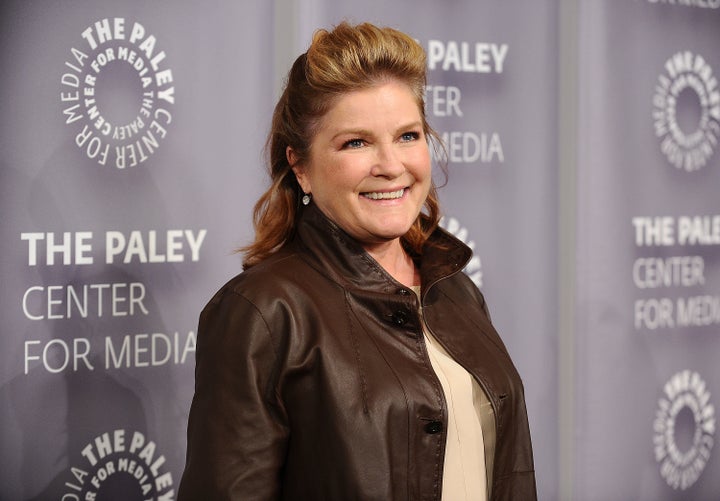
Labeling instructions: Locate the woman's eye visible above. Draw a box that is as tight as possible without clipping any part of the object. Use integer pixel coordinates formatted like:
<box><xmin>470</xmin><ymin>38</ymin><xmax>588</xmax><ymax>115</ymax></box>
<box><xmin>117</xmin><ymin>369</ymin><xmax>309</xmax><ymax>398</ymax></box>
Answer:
<box><xmin>343</xmin><ymin>138</ymin><xmax>365</xmax><ymax>149</ymax></box>
<box><xmin>400</xmin><ymin>131</ymin><xmax>420</xmax><ymax>142</ymax></box>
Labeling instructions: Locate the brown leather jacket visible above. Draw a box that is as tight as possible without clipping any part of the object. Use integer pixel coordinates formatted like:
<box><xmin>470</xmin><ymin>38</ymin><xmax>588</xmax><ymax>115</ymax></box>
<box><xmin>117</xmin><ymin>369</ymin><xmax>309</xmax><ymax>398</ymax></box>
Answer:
<box><xmin>179</xmin><ymin>205</ymin><xmax>536</xmax><ymax>500</ymax></box>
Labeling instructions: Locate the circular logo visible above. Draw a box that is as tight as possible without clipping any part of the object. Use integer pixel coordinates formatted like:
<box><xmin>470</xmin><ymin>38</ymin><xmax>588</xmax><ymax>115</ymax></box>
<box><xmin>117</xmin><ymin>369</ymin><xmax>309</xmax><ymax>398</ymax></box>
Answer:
<box><xmin>653</xmin><ymin>370</ymin><xmax>716</xmax><ymax>490</ymax></box>
<box><xmin>439</xmin><ymin>216</ymin><xmax>483</xmax><ymax>288</ymax></box>
<box><xmin>653</xmin><ymin>51</ymin><xmax>720</xmax><ymax>172</ymax></box>
<box><xmin>60</xmin><ymin>429</ymin><xmax>174</xmax><ymax>500</ymax></box>
<box><xmin>60</xmin><ymin>18</ymin><xmax>175</xmax><ymax>168</ymax></box>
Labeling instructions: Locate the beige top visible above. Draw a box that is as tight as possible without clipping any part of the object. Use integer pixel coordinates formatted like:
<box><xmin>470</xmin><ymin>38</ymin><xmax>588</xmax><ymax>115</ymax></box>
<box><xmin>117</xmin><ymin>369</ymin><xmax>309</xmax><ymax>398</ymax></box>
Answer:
<box><xmin>412</xmin><ymin>286</ymin><xmax>495</xmax><ymax>501</ymax></box>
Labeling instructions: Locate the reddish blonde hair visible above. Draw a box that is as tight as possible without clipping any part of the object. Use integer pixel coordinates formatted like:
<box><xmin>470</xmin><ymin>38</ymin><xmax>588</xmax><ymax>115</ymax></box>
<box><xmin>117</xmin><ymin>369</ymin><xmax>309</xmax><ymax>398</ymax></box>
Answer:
<box><xmin>242</xmin><ymin>22</ymin><xmax>445</xmax><ymax>268</ymax></box>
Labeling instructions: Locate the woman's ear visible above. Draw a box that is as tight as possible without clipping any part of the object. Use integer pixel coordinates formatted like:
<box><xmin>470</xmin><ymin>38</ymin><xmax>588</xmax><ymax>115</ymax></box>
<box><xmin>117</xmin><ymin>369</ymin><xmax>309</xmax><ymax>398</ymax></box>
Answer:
<box><xmin>288</xmin><ymin>147</ymin><xmax>311</xmax><ymax>194</ymax></box>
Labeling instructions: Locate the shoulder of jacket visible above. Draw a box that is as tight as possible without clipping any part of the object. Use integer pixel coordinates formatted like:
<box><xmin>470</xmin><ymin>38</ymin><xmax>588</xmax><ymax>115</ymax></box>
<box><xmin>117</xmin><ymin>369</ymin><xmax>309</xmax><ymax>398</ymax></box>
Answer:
<box><xmin>209</xmin><ymin>249</ymin><xmax>337</xmax><ymax>309</ymax></box>
<box><xmin>222</xmin><ymin>252</ymin><xmax>301</xmax><ymax>290</ymax></box>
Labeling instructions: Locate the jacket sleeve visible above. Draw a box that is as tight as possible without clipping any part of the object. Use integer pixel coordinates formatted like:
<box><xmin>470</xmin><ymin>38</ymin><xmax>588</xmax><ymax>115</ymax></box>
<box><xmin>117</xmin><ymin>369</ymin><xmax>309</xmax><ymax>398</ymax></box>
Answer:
<box><xmin>178</xmin><ymin>288</ymin><xmax>289</xmax><ymax>500</ymax></box>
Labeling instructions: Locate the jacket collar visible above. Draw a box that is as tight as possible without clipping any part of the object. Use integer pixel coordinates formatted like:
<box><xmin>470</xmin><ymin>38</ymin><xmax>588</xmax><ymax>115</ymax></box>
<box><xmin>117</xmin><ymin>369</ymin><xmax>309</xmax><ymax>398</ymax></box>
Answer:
<box><xmin>293</xmin><ymin>204</ymin><xmax>473</xmax><ymax>294</ymax></box>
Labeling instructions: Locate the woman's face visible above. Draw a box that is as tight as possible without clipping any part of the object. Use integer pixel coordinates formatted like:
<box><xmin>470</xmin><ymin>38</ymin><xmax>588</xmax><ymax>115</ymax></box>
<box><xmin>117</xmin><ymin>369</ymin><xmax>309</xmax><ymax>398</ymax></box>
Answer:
<box><xmin>291</xmin><ymin>80</ymin><xmax>432</xmax><ymax>248</ymax></box>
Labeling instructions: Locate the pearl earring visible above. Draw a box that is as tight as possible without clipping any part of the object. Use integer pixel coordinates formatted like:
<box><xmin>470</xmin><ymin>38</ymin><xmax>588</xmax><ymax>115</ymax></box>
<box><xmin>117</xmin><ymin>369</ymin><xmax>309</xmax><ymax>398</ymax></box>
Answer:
<box><xmin>302</xmin><ymin>193</ymin><xmax>311</xmax><ymax>206</ymax></box>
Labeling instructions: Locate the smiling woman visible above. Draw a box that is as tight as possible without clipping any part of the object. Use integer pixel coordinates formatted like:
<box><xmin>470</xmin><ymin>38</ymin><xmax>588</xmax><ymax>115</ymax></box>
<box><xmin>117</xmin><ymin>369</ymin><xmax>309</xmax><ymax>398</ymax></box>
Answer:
<box><xmin>290</xmin><ymin>79</ymin><xmax>432</xmax><ymax>276</ymax></box>
<box><xmin>241</xmin><ymin>22</ymin><xmax>444</xmax><ymax>270</ymax></box>
<box><xmin>178</xmin><ymin>21</ymin><xmax>536</xmax><ymax>501</ymax></box>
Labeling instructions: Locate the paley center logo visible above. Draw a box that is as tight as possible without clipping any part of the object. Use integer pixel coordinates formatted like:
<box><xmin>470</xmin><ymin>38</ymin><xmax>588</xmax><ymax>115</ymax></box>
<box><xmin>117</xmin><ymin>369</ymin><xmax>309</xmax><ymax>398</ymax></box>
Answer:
<box><xmin>653</xmin><ymin>370</ymin><xmax>715</xmax><ymax>491</ymax></box>
<box><xmin>62</xmin><ymin>429</ymin><xmax>174</xmax><ymax>500</ymax></box>
<box><xmin>439</xmin><ymin>216</ymin><xmax>482</xmax><ymax>288</ymax></box>
<box><xmin>653</xmin><ymin>50</ymin><xmax>720</xmax><ymax>172</ymax></box>
<box><xmin>60</xmin><ymin>18</ymin><xmax>175</xmax><ymax>168</ymax></box>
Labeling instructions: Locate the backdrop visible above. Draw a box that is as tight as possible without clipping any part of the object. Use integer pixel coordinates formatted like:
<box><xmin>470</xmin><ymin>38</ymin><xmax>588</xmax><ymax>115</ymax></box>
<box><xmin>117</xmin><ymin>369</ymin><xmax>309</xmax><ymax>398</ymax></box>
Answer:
<box><xmin>573</xmin><ymin>1</ymin><xmax>720</xmax><ymax>499</ymax></box>
<box><xmin>0</xmin><ymin>1</ymin><xmax>718</xmax><ymax>500</ymax></box>
<box><xmin>0</xmin><ymin>1</ymin><xmax>274</xmax><ymax>499</ymax></box>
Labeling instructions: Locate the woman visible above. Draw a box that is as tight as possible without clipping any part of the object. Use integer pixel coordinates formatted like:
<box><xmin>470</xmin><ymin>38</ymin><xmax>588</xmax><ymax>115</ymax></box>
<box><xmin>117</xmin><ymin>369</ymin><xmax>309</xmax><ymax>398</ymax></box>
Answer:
<box><xmin>179</xmin><ymin>22</ymin><xmax>536</xmax><ymax>501</ymax></box>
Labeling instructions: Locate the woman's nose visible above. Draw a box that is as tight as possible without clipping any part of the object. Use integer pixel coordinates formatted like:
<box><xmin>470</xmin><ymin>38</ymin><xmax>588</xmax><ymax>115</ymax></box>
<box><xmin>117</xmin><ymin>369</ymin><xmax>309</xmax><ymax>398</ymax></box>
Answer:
<box><xmin>370</xmin><ymin>143</ymin><xmax>405</xmax><ymax>178</ymax></box>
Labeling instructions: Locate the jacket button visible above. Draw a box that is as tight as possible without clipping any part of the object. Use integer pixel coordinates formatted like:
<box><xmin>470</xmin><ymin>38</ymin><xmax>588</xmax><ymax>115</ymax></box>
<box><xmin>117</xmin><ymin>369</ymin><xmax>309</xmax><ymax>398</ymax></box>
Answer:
<box><xmin>424</xmin><ymin>421</ymin><xmax>443</xmax><ymax>434</ymax></box>
<box><xmin>391</xmin><ymin>310</ymin><xmax>408</xmax><ymax>326</ymax></box>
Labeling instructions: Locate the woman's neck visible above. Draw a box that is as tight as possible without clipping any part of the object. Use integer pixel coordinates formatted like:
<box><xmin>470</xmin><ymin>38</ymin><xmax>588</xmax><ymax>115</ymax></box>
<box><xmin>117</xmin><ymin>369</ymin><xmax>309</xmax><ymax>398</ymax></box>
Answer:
<box><xmin>364</xmin><ymin>239</ymin><xmax>419</xmax><ymax>288</ymax></box>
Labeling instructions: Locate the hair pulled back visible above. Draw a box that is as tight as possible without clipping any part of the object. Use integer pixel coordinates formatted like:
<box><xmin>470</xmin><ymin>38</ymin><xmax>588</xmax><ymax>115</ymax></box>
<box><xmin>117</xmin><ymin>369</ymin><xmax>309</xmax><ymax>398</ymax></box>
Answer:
<box><xmin>242</xmin><ymin>21</ymin><xmax>444</xmax><ymax>268</ymax></box>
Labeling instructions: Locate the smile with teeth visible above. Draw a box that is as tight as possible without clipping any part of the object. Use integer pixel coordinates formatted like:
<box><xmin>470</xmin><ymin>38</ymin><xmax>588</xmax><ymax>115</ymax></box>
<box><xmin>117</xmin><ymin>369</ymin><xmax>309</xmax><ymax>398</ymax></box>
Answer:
<box><xmin>361</xmin><ymin>188</ymin><xmax>406</xmax><ymax>200</ymax></box>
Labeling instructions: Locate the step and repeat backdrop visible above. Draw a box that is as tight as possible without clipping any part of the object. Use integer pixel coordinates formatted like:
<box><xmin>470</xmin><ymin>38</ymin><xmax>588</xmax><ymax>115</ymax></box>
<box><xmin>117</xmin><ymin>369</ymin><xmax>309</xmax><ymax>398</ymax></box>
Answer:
<box><xmin>0</xmin><ymin>1</ymin><xmax>274</xmax><ymax>499</ymax></box>
<box><xmin>0</xmin><ymin>0</ymin><xmax>717</xmax><ymax>499</ymax></box>
<box><xmin>574</xmin><ymin>1</ymin><xmax>720</xmax><ymax>500</ymax></box>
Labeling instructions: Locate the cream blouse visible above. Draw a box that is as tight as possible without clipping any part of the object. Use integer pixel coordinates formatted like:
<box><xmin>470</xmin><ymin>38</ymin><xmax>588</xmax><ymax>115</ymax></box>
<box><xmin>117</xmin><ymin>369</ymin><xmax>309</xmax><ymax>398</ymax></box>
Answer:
<box><xmin>412</xmin><ymin>286</ymin><xmax>496</xmax><ymax>501</ymax></box>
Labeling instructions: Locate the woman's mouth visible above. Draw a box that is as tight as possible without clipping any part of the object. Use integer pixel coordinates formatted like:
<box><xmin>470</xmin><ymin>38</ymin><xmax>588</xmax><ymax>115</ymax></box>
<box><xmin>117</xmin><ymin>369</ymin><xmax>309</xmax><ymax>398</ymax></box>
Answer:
<box><xmin>361</xmin><ymin>188</ymin><xmax>406</xmax><ymax>200</ymax></box>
